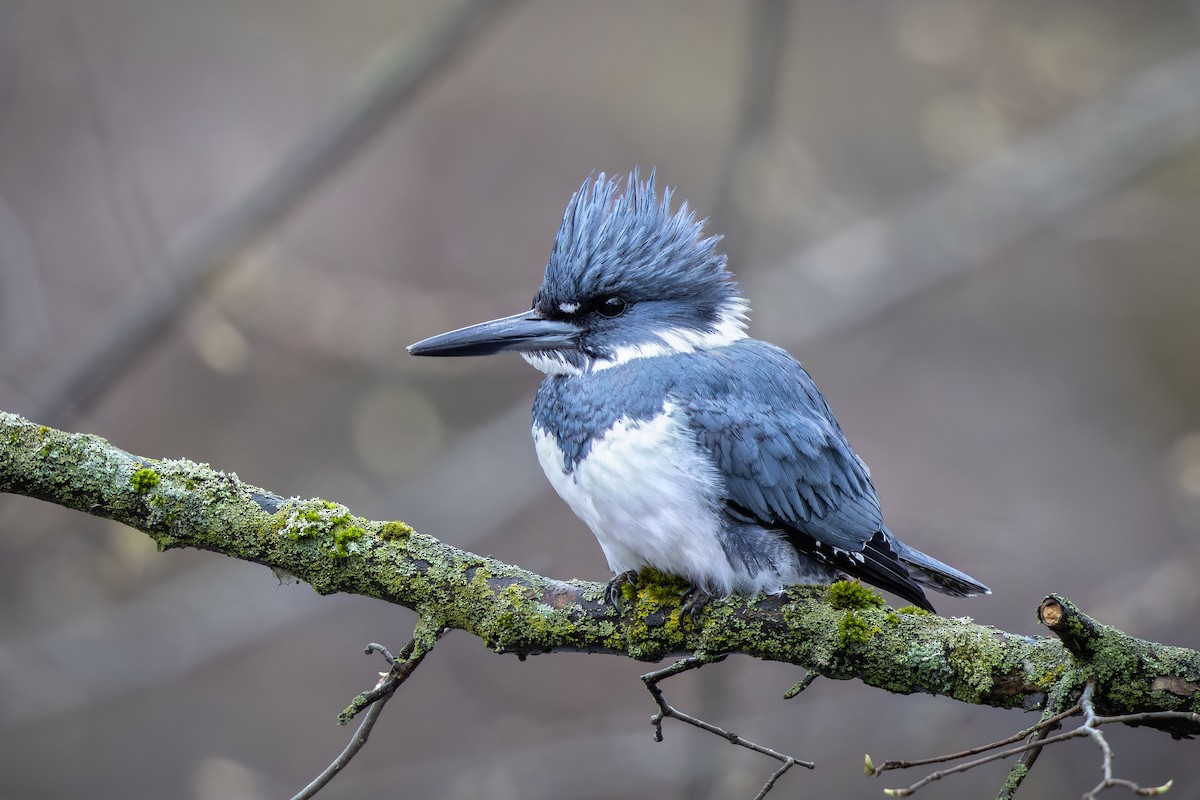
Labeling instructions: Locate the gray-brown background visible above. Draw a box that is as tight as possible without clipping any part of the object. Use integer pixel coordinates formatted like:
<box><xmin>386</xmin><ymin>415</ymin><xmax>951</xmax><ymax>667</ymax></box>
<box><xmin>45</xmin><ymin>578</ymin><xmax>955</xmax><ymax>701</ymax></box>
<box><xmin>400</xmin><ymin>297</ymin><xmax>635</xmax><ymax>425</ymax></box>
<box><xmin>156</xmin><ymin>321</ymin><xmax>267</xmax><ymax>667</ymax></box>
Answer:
<box><xmin>2</xmin><ymin>1</ymin><xmax>1199</xmax><ymax>798</ymax></box>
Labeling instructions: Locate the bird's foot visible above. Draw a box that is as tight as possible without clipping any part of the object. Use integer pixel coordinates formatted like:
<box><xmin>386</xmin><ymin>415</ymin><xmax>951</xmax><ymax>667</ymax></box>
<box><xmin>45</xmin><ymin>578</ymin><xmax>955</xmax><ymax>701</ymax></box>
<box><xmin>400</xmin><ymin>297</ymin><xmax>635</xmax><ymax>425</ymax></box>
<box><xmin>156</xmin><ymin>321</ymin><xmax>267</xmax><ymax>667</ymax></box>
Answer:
<box><xmin>606</xmin><ymin>570</ymin><xmax>640</xmax><ymax>610</ymax></box>
<box><xmin>679</xmin><ymin>585</ymin><xmax>712</xmax><ymax>625</ymax></box>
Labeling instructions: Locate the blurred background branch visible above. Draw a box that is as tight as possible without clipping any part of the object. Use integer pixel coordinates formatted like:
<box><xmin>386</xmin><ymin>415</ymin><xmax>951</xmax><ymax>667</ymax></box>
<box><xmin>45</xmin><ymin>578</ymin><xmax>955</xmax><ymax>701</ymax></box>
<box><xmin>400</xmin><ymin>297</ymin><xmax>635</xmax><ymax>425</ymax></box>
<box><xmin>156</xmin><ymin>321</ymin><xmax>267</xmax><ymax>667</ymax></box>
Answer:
<box><xmin>28</xmin><ymin>0</ymin><xmax>517</xmax><ymax>426</ymax></box>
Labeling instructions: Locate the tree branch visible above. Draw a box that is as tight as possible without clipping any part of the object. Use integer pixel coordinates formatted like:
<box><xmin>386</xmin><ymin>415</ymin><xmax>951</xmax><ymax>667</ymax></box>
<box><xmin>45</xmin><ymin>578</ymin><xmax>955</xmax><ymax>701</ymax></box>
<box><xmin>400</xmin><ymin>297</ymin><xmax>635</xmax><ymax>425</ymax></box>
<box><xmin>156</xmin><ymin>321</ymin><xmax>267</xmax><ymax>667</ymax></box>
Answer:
<box><xmin>4</xmin><ymin>409</ymin><xmax>1200</xmax><ymax>734</ymax></box>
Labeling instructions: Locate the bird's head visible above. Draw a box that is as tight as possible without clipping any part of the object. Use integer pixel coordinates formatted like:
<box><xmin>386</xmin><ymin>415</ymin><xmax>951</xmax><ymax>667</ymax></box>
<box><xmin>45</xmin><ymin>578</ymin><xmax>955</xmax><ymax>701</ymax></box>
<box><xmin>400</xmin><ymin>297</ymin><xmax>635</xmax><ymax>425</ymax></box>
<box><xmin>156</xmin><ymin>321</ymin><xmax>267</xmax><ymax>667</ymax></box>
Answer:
<box><xmin>407</xmin><ymin>170</ymin><xmax>748</xmax><ymax>375</ymax></box>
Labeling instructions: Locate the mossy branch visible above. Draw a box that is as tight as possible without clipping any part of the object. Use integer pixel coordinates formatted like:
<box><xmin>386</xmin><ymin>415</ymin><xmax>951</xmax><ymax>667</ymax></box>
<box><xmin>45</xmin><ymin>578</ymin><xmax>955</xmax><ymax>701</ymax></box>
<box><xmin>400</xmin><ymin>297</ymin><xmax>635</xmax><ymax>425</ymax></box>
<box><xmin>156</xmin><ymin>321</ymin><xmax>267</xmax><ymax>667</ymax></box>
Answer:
<box><xmin>3</xmin><ymin>409</ymin><xmax>1200</xmax><ymax>732</ymax></box>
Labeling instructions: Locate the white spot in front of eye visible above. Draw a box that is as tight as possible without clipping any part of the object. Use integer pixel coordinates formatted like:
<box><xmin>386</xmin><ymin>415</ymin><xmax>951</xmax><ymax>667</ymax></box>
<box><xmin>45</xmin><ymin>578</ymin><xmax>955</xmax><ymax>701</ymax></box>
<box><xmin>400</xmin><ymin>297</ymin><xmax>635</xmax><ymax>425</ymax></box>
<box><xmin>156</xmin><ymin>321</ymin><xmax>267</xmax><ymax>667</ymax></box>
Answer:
<box><xmin>559</xmin><ymin>302</ymin><xmax>579</xmax><ymax>314</ymax></box>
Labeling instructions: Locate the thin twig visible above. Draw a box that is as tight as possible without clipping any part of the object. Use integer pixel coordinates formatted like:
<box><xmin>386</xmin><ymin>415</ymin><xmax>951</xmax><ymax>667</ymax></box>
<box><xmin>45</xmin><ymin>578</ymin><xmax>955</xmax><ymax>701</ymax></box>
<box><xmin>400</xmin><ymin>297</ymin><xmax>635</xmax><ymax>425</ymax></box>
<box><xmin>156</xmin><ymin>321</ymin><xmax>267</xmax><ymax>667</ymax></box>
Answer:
<box><xmin>291</xmin><ymin>682</ymin><xmax>392</xmax><ymax>800</ymax></box>
<box><xmin>871</xmin><ymin>703</ymin><xmax>1082</xmax><ymax>775</ymax></box>
<box><xmin>882</xmin><ymin>731</ymin><xmax>1085</xmax><ymax>797</ymax></box>
<box><xmin>640</xmin><ymin>657</ymin><xmax>813</xmax><ymax>800</ymax></box>
<box><xmin>879</xmin><ymin>681</ymin><xmax>1183</xmax><ymax>798</ymax></box>
<box><xmin>291</xmin><ymin>633</ymin><xmax>438</xmax><ymax>800</ymax></box>
<box><xmin>752</xmin><ymin>757</ymin><xmax>800</xmax><ymax>800</ymax></box>
<box><xmin>880</xmin><ymin>722</ymin><xmax>1098</xmax><ymax>796</ymax></box>
<box><xmin>1079</xmin><ymin>683</ymin><xmax>1175</xmax><ymax>800</ymax></box>
<box><xmin>364</xmin><ymin>641</ymin><xmax>397</xmax><ymax>666</ymax></box>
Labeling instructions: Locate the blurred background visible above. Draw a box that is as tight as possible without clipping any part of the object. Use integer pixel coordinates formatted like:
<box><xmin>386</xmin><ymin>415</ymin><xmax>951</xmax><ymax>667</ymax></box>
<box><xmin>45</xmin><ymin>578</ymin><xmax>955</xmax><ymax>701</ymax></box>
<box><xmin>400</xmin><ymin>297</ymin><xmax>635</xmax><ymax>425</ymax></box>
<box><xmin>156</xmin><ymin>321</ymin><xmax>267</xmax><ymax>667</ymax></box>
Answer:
<box><xmin>2</xmin><ymin>0</ymin><xmax>1200</xmax><ymax>797</ymax></box>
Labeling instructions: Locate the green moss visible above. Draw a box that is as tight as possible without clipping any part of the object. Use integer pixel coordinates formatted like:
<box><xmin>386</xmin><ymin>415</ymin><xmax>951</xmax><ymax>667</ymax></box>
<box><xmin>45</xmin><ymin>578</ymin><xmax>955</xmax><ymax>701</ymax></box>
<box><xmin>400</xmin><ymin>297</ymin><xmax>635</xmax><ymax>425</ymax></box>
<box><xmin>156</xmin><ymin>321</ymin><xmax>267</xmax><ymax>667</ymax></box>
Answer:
<box><xmin>895</xmin><ymin>605</ymin><xmax>930</xmax><ymax>616</ymax></box>
<box><xmin>279</xmin><ymin>499</ymin><xmax>367</xmax><ymax>559</ymax></box>
<box><xmin>332</xmin><ymin>525</ymin><xmax>364</xmax><ymax>558</ymax></box>
<box><xmin>381</xmin><ymin>520</ymin><xmax>413</xmax><ymax>541</ymax></box>
<box><xmin>634</xmin><ymin>567</ymin><xmax>691</xmax><ymax>600</ymax></box>
<box><xmin>887</xmin><ymin>605</ymin><xmax>934</xmax><ymax>624</ymax></box>
<box><xmin>618</xmin><ymin>575</ymin><xmax>640</xmax><ymax>607</ymax></box>
<box><xmin>827</xmin><ymin>580</ymin><xmax>885</xmax><ymax>610</ymax></box>
<box><xmin>838</xmin><ymin>610</ymin><xmax>878</xmax><ymax>647</ymax></box>
<box><xmin>129</xmin><ymin>467</ymin><xmax>161</xmax><ymax>494</ymax></box>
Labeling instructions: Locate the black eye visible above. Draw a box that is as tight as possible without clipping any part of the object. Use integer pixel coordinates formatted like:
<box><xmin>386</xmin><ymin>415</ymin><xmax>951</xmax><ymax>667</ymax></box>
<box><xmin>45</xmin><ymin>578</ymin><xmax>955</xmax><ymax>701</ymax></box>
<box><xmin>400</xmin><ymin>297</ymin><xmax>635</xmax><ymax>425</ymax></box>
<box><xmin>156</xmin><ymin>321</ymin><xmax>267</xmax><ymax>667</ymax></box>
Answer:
<box><xmin>596</xmin><ymin>296</ymin><xmax>627</xmax><ymax>318</ymax></box>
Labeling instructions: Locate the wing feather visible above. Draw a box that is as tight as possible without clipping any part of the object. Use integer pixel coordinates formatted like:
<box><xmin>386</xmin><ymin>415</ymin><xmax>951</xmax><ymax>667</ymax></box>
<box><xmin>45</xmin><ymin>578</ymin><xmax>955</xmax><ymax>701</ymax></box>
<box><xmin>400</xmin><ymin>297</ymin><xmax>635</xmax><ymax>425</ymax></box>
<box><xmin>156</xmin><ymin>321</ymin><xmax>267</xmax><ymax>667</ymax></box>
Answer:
<box><xmin>677</xmin><ymin>341</ymin><xmax>883</xmax><ymax>553</ymax></box>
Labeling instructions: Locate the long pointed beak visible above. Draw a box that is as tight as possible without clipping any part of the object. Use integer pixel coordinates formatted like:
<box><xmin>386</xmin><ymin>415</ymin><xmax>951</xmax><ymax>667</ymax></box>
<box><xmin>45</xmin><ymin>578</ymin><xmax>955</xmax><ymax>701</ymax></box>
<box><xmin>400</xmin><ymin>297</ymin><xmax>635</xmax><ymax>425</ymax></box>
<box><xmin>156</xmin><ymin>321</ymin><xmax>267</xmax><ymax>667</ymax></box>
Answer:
<box><xmin>407</xmin><ymin>310</ymin><xmax>581</xmax><ymax>357</ymax></box>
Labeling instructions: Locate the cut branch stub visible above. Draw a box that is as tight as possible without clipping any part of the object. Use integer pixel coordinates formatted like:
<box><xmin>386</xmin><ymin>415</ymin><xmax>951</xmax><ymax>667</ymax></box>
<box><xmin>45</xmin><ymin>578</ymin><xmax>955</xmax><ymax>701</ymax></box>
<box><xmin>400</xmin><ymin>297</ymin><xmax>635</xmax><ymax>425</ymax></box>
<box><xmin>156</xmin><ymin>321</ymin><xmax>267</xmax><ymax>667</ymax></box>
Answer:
<box><xmin>1038</xmin><ymin>594</ymin><xmax>1200</xmax><ymax>739</ymax></box>
<box><xmin>1038</xmin><ymin>595</ymin><xmax>1104</xmax><ymax>660</ymax></box>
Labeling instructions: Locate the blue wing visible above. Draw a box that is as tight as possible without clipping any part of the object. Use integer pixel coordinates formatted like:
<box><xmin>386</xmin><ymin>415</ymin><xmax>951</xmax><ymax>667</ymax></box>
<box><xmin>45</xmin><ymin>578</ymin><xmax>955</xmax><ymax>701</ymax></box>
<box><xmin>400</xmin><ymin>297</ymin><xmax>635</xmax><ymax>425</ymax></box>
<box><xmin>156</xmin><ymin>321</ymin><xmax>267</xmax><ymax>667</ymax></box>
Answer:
<box><xmin>676</xmin><ymin>340</ymin><xmax>882</xmax><ymax>550</ymax></box>
<box><xmin>673</xmin><ymin>340</ymin><xmax>933</xmax><ymax>607</ymax></box>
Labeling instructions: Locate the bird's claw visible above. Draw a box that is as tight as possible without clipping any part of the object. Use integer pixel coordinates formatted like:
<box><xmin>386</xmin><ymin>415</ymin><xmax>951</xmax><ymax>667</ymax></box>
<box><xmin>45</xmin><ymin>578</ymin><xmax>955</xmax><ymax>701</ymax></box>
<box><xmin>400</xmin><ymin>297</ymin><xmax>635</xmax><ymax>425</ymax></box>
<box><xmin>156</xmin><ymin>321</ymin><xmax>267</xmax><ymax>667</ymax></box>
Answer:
<box><xmin>680</xmin><ymin>585</ymin><xmax>712</xmax><ymax>625</ymax></box>
<box><xmin>606</xmin><ymin>570</ymin><xmax>639</xmax><ymax>609</ymax></box>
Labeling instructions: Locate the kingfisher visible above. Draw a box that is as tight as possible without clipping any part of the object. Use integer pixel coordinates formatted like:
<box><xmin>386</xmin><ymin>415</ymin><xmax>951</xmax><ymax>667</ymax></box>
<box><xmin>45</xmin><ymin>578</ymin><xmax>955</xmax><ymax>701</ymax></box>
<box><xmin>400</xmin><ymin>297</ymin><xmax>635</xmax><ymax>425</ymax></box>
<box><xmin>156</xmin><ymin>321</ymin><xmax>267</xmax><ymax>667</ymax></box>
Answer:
<box><xmin>408</xmin><ymin>171</ymin><xmax>989</xmax><ymax>613</ymax></box>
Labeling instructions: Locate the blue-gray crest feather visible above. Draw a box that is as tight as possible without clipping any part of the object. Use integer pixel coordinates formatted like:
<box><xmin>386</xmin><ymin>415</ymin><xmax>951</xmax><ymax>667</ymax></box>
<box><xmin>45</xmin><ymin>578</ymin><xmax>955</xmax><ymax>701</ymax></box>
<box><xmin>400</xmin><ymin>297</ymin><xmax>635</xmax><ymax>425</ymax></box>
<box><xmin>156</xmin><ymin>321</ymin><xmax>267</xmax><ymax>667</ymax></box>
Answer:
<box><xmin>534</xmin><ymin>170</ymin><xmax>739</xmax><ymax>329</ymax></box>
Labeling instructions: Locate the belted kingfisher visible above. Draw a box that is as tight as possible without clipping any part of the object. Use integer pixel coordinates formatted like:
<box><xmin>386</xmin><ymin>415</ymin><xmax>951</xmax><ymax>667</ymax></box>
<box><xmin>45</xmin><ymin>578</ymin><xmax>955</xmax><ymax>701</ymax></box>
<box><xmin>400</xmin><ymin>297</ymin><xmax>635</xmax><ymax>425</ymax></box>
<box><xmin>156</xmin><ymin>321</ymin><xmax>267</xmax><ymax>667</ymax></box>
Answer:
<box><xmin>408</xmin><ymin>171</ymin><xmax>989</xmax><ymax>613</ymax></box>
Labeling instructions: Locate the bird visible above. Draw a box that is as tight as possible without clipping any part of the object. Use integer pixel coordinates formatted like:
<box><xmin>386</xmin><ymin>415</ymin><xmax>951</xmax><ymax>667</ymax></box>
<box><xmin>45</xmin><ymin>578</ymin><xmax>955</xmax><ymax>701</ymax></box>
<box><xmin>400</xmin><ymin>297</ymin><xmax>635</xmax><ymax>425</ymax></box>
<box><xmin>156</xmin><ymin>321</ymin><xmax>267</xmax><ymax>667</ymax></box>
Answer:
<box><xmin>408</xmin><ymin>170</ymin><xmax>989</xmax><ymax>613</ymax></box>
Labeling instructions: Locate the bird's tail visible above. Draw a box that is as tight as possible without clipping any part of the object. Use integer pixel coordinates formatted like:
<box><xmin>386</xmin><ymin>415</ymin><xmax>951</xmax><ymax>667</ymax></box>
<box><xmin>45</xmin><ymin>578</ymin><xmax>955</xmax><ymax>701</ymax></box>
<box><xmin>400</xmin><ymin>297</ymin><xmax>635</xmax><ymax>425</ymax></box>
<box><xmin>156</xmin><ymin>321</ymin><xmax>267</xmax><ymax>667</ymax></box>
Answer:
<box><xmin>887</xmin><ymin>532</ymin><xmax>991</xmax><ymax>599</ymax></box>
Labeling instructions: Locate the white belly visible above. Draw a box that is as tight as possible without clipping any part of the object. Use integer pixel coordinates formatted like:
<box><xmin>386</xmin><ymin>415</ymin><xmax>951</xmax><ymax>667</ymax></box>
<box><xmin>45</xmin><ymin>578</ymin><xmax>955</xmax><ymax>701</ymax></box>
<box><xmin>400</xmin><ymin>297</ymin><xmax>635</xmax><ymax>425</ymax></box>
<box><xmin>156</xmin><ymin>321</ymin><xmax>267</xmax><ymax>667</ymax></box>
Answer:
<box><xmin>532</xmin><ymin>404</ymin><xmax>738</xmax><ymax>595</ymax></box>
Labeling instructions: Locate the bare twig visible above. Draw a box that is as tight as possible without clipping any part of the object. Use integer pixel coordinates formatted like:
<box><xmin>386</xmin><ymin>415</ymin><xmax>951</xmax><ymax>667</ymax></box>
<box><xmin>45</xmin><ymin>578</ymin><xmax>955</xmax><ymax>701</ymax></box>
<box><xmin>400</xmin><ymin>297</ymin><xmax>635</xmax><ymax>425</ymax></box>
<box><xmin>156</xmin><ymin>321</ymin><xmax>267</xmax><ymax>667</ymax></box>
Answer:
<box><xmin>870</xmin><ymin>703</ymin><xmax>1082</xmax><ymax>776</ymax></box>
<box><xmin>1078</xmin><ymin>683</ymin><xmax>1176</xmax><ymax>800</ymax></box>
<box><xmin>879</xmin><ymin>719</ymin><xmax>1085</xmax><ymax>795</ymax></box>
<box><xmin>876</xmin><ymin>681</ymin><xmax>1191</xmax><ymax>798</ymax></box>
<box><xmin>880</xmin><ymin>732</ymin><xmax>1080</xmax><ymax>797</ymax></box>
<box><xmin>292</xmin><ymin>681</ymin><xmax>392</xmax><ymax>800</ymax></box>
<box><xmin>753</xmin><ymin>757</ymin><xmax>800</xmax><ymax>800</ymax></box>
<box><xmin>292</xmin><ymin>630</ymin><xmax>442</xmax><ymax>800</ymax></box>
<box><xmin>364</xmin><ymin>641</ymin><xmax>397</xmax><ymax>666</ymax></box>
<box><xmin>640</xmin><ymin>657</ymin><xmax>813</xmax><ymax>799</ymax></box>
